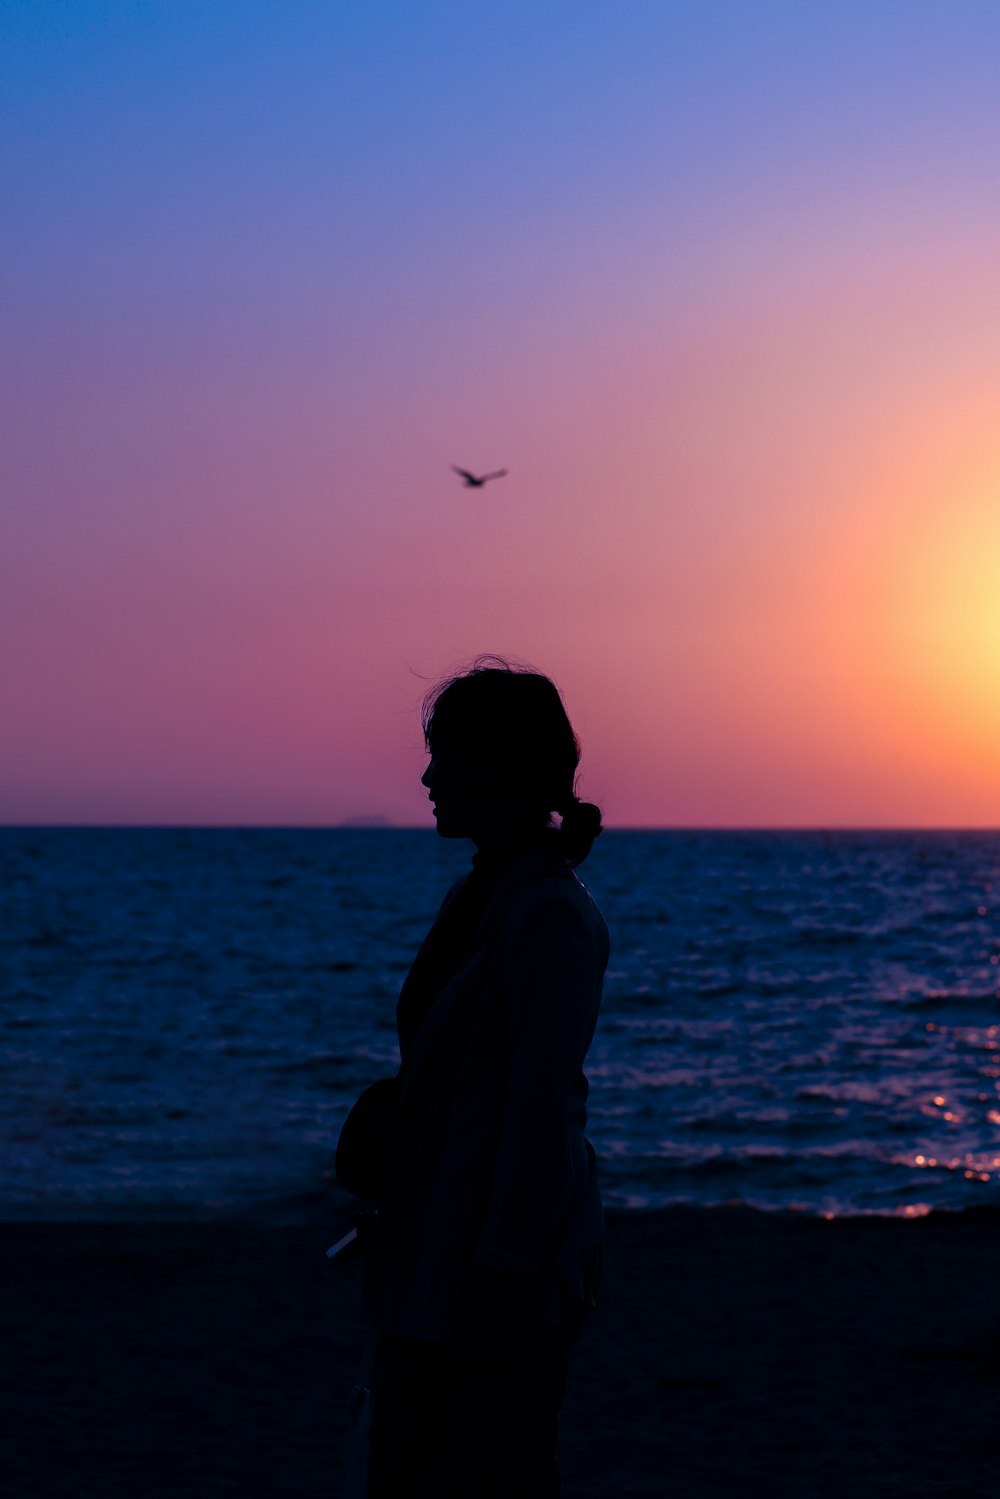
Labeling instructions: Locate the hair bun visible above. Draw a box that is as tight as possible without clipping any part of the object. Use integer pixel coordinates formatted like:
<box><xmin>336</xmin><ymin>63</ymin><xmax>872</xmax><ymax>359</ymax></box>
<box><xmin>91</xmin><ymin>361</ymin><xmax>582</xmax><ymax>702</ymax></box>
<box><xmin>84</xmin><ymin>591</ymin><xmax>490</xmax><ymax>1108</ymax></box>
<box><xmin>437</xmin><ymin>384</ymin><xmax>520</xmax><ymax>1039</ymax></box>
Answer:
<box><xmin>557</xmin><ymin>797</ymin><xmax>603</xmax><ymax>865</ymax></box>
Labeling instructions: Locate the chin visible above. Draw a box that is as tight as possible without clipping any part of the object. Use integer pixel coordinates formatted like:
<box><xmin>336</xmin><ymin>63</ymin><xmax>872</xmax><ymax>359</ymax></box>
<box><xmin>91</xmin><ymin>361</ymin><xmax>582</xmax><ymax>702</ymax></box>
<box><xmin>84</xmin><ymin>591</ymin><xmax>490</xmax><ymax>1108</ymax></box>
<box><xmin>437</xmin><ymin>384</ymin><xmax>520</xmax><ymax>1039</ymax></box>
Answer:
<box><xmin>432</xmin><ymin>811</ymin><xmax>468</xmax><ymax>840</ymax></box>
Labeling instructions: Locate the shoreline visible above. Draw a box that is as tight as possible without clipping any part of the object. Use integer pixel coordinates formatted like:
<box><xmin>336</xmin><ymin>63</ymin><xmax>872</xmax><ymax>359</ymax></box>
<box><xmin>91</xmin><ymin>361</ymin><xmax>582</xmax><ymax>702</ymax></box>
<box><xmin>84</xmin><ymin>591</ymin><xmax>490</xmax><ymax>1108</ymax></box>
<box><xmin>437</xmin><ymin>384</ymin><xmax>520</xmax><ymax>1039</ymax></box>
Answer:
<box><xmin>4</xmin><ymin>1203</ymin><xmax>1000</xmax><ymax>1496</ymax></box>
<box><xmin>4</xmin><ymin>1181</ymin><xmax>999</xmax><ymax>1227</ymax></box>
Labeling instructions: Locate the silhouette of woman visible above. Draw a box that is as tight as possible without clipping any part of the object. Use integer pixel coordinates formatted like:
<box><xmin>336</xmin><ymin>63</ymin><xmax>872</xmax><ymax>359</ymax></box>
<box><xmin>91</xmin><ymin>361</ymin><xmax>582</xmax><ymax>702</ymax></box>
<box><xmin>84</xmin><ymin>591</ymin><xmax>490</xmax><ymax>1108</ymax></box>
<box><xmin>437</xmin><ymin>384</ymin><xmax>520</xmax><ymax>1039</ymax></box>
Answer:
<box><xmin>357</xmin><ymin>657</ymin><xmax>609</xmax><ymax>1498</ymax></box>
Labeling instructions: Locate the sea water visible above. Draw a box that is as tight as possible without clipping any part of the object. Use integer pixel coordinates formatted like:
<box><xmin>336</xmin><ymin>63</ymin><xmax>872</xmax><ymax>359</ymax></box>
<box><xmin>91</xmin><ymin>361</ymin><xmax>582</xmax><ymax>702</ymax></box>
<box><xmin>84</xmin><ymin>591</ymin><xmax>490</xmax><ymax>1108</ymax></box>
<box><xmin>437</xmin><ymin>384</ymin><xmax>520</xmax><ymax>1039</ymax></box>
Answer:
<box><xmin>3</xmin><ymin>827</ymin><xmax>1000</xmax><ymax>1218</ymax></box>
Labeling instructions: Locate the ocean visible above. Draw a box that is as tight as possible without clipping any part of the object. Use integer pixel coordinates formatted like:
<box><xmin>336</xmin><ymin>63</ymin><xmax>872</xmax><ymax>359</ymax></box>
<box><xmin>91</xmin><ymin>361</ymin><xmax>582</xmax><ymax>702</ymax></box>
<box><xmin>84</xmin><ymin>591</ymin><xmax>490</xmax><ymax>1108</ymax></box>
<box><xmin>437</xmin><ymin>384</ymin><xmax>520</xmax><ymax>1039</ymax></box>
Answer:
<box><xmin>3</xmin><ymin>827</ymin><xmax>1000</xmax><ymax>1220</ymax></box>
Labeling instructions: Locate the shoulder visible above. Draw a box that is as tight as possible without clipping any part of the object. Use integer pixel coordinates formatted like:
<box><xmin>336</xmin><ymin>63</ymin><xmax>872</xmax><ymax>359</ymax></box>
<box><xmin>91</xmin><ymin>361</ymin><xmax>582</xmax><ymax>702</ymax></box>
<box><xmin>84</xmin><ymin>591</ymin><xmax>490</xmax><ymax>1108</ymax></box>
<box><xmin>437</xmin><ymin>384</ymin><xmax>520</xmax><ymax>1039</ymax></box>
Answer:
<box><xmin>435</xmin><ymin>871</ymin><xmax>472</xmax><ymax>917</ymax></box>
<box><xmin>504</xmin><ymin>872</ymin><xmax>610</xmax><ymax>958</ymax></box>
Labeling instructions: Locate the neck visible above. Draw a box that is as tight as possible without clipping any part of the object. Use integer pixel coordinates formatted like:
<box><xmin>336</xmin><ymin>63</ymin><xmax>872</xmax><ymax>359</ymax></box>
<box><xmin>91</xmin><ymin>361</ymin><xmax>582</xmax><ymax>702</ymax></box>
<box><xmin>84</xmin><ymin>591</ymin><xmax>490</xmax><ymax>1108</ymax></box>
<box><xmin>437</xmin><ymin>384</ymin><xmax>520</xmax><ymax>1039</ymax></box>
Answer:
<box><xmin>471</xmin><ymin>823</ymin><xmax>548</xmax><ymax>862</ymax></box>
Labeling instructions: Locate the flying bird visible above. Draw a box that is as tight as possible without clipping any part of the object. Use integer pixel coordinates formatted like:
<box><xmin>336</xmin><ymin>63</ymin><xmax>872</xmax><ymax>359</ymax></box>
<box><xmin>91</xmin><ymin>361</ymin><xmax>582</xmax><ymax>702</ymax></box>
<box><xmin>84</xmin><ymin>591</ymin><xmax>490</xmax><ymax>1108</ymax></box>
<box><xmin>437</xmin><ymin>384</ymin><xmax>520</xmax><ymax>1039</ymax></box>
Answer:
<box><xmin>450</xmin><ymin>465</ymin><xmax>508</xmax><ymax>488</ymax></box>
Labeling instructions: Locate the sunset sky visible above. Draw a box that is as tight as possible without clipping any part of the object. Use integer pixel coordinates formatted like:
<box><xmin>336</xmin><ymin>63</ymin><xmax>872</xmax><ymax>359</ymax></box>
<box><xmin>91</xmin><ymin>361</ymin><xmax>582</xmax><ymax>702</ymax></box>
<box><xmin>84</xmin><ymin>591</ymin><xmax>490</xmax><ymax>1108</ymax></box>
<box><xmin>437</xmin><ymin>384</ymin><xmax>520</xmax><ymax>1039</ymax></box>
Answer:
<box><xmin>4</xmin><ymin>2</ymin><xmax>1000</xmax><ymax>826</ymax></box>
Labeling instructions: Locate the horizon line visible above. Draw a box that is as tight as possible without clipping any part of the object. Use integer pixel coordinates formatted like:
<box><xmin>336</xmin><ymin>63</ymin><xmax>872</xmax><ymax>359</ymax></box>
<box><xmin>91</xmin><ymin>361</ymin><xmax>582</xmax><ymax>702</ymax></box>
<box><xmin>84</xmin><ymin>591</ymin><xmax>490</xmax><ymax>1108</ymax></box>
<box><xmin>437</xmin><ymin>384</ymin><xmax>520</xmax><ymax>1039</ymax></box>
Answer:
<box><xmin>4</xmin><ymin>822</ymin><xmax>1000</xmax><ymax>834</ymax></box>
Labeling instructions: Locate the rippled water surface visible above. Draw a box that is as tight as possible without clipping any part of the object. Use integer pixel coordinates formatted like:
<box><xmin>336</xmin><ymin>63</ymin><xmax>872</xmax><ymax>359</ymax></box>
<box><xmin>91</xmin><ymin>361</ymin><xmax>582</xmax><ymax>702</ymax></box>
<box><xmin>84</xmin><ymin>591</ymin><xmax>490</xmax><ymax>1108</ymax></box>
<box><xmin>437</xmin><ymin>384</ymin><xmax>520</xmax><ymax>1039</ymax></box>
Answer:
<box><xmin>3</xmin><ymin>828</ymin><xmax>1000</xmax><ymax>1217</ymax></box>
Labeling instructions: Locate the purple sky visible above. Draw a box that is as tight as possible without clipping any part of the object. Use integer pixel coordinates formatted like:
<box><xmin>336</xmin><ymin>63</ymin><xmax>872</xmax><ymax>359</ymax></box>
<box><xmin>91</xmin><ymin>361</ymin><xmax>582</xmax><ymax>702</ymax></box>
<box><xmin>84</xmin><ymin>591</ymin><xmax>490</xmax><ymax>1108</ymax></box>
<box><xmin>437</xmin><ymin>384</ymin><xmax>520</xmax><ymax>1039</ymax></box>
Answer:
<box><xmin>5</xmin><ymin>2</ymin><xmax>1000</xmax><ymax>825</ymax></box>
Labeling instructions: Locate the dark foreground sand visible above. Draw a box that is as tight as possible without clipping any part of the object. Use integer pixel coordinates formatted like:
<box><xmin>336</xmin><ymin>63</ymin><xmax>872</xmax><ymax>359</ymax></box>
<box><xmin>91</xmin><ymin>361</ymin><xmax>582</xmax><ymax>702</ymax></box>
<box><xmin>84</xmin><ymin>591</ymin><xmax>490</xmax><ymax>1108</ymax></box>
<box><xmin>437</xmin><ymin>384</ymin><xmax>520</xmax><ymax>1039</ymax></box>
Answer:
<box><xmin>3</xmin><ymin>1199</ymin><xmax>999</xmax><ymax>1498</ymax></box>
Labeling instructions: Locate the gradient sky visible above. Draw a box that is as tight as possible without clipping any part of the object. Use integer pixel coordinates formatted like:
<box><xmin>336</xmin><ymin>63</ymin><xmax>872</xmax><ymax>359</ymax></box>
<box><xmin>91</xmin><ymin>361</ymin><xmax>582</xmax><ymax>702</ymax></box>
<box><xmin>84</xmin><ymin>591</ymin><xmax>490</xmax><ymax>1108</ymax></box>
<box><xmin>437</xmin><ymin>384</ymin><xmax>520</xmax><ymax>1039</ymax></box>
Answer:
<box><xmin>4</xmin><ymin>1</ymin><xmax>1000</xmax><ymax>826</ymax></box>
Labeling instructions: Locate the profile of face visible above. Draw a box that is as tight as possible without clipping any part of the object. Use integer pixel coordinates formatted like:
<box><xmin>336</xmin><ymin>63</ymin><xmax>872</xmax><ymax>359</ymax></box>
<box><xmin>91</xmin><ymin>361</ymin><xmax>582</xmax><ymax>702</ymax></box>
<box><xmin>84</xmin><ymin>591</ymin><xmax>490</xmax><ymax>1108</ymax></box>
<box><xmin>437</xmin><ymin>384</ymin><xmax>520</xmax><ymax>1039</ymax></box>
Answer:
<box><xmin>422</xmin><ymin>734</ymin><xmax>492</xmax><ymax>841</ymax></box>
<box><xmin>421</xmin><ymin>733</ymin><xmax>534</xmax><ymax>847</ymax></box>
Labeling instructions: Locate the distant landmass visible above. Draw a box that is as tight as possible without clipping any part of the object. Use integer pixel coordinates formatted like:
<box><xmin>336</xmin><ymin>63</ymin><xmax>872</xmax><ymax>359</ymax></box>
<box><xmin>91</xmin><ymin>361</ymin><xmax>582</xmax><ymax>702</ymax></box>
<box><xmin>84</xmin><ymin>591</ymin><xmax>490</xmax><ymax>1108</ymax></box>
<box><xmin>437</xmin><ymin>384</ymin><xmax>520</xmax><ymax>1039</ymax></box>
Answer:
<box><xmin>337</xmin><ymin>814</ymin><xmax>393</xmax><ymax>828</ymax></box>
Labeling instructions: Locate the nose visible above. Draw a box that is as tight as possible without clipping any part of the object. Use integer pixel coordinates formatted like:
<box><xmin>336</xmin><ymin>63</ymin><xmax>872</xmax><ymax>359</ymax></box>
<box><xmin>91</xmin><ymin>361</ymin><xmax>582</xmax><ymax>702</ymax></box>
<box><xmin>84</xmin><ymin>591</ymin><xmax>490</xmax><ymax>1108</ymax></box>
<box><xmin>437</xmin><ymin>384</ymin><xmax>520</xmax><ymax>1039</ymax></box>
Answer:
<box><xmin>421</xmin><ymin>760</ymin><xmax>433</xmax><ymax>791</ymax></box>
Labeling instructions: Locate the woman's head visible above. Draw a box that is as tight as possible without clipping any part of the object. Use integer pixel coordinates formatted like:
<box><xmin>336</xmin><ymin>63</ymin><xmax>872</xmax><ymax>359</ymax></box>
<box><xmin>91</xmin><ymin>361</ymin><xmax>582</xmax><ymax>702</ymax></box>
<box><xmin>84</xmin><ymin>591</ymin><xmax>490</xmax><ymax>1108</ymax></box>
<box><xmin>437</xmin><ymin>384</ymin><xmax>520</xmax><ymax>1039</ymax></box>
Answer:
<box><xmin>420</xmin><ymin>656</ymin><xmax>602</xmax><ymax>866</ymax></box>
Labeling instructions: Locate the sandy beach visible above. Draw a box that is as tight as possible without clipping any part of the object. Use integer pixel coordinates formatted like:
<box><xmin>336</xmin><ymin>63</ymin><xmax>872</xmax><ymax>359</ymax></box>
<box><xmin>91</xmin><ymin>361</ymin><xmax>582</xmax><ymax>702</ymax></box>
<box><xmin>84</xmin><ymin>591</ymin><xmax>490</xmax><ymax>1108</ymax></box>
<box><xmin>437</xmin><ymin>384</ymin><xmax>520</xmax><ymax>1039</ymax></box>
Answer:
<box><xmin>3</xmin><ymin>1199</ymin><xmax>999</xmax><ymax>1498</ymax></box>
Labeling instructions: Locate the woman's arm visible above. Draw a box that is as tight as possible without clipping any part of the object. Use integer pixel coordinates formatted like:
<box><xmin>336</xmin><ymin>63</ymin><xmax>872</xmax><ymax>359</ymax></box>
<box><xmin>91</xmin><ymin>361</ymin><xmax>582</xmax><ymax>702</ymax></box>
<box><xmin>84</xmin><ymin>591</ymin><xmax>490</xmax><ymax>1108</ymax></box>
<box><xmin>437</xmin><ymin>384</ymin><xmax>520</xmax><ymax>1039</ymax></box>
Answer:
<box><xmin>474</xmin><ymin>894</ymin><xmax>605</xmax><ymax>1278</ymax></box>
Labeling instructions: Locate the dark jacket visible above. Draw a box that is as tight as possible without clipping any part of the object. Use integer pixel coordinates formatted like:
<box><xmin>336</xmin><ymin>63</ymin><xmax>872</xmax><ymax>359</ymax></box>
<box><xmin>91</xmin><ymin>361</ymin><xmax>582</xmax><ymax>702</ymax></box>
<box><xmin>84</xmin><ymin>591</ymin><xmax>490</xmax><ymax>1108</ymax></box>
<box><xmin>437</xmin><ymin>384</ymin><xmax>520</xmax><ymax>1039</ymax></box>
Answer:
<box><xmin>363</xmin><ymin>834</ymin><xmax>610</xmax><ymax>1342</ymax></box>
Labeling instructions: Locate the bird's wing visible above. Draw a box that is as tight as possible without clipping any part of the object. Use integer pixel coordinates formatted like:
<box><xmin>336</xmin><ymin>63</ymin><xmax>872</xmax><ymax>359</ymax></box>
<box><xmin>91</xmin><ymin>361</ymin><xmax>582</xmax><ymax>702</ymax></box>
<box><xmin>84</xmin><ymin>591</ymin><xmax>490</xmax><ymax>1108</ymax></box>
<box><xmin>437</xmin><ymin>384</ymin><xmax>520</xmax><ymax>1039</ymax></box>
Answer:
<box><xmin>450</xmin><ymin>465</ymin><xmax>475</xmax><ymax>482</ymax></box>
<box><xmin>482</xmin><ymin>469</ymin><xmax>508</xmax><ymax>482</ymax></box>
